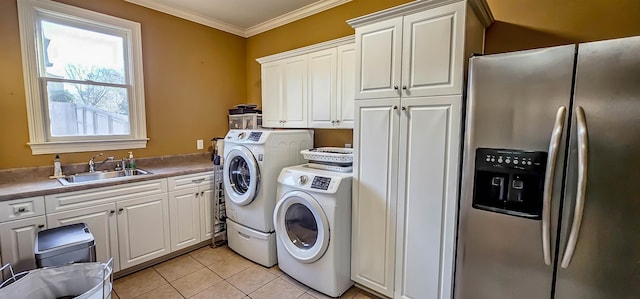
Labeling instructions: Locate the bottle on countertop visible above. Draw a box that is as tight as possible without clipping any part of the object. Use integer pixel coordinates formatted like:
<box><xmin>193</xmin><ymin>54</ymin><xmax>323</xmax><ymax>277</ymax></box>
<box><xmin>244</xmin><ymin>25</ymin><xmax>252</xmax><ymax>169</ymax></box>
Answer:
<box><xmin>128</xmin><ymin>151</ymin><xmax>136</xmax><ymax>170</ymax></box>
<box><xmin>53</xmin><ymin>154</ymin><xmax>63</xmax><ymax>177</ymax></box>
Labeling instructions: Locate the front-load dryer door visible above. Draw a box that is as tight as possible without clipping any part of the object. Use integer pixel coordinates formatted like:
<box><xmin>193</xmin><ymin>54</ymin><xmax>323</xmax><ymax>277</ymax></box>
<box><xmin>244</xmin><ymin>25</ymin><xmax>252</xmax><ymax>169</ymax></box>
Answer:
<box><xmin>274</xmin><ymin>190</ymin><xmax>329</xmax><ymax>263</ymax></box>
<box><xmin>224</xmin><ymin>145</ymin><xmax>260</xmax><ymax>206</ymax></box>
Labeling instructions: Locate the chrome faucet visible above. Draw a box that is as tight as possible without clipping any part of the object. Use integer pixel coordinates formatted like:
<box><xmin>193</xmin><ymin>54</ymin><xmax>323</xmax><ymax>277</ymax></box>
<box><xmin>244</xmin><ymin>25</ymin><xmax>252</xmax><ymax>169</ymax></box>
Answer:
<box><xmin>89</xmin><ymin>153</ymin><xmax>114</xmax><ymax>173</ymax></box>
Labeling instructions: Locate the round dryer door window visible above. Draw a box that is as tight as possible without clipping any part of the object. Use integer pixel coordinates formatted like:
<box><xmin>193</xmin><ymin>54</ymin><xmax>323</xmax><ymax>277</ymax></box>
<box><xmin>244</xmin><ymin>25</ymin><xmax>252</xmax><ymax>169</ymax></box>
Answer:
<box><xmin>274</xmin><ymin>191</ymin><xmax>329</xmax><ymax>263</ymax></box>
<box><xmin>224</xmin><ymin>146</ymin><xmax>260</xmax><ymax>206</ymax></box>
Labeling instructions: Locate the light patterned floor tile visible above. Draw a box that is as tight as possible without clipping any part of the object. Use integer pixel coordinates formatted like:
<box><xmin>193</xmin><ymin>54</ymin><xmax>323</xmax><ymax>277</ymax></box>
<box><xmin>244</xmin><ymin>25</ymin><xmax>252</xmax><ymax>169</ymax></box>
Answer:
<box><xmin>248</xmin><ymin>278</ymin><xmax>304</xmax><ymax>299</ymax></box>
<box><xmin>113</xmin><ymin>268</ymin><xmax>168</xmax><ymax>299</ymax></box>
<box><xmin>305</xmin><ymin>285</ymin><xmax>359</xmax><ymax>299</ymax></box>
<box><xmin>188</xmin><ymin>245</ymin><xmax>233</xmax><ymax>266</ymax></box>
<box><xmin>266</xmin><ymin>265</ymin><xmax>284</xmax><ymax>277</ymax></box>
<box><xmin>171</xmin><ymin>268</ymin><xmax>223</xmax><ymax>298</ymax></box>
<box><xmin>353</xmin><ymin>289</ymin><xmax>383</xmax><ymax>299</ymax></box>
<box><xmin>112</xmin><ymin>291</ymin><xmax>120</xmax><ymax>299</ymax></box>
<box><xmin>298</xmin><ymin>294</ymin><xmax>316</xmax><ymax>299</ymax></box>
<box><xmin>206</xmin><ymin>251</ymin><xmax>254</xmax><ymax>278</ymax></box>
<box><xmin>132</xmin><ymin>284</ymin><xmax>184</xmax><ymax>299</ymax></box>
<box><xmin>153</xmin><ymin>254</ymin><xmax>205</xmax><ymax>282</ymax></box>
<box><xmin>226</xmin><ymin>265</ymin><xmax>277</xmax><ymax>294</ymax></box>
<box><xmin>190</xmin><ymin>281</ymin><xmax>246</xmax><ymax>299</ymax></box>
<box><xmin>279</xmin><ymin>273</ymin><xmax>310</xmax><ymax>292</ymax></box>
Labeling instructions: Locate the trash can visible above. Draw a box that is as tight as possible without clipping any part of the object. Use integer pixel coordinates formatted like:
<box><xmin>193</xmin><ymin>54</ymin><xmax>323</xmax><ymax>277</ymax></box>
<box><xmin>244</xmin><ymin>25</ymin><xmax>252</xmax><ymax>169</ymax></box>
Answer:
<box><xmin>34</xmin><ymin>223</ymin><xmax>96</xmax><ymax>268</ymax></box>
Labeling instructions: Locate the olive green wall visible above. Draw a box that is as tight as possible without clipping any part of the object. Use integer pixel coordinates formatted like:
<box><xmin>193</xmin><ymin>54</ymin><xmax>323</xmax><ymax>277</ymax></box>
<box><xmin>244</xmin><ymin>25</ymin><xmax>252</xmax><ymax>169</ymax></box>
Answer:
<box><xmin>0</xmin><ymin>0</ymin><xmax>246</xmax><ymax>169</ymax></box>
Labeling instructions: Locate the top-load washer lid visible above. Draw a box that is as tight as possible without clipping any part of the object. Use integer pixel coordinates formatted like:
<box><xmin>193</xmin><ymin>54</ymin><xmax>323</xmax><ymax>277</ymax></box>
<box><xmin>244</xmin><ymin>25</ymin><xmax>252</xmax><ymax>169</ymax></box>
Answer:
<box><xmin>224</xmin><ymin>145</ymin><xmax>260</xmax><ymax>206</ymax></box>
<box><xmin>273</xmin><ymin>190</ymin><xmax>329</xmax><ymax>263</ymax></box>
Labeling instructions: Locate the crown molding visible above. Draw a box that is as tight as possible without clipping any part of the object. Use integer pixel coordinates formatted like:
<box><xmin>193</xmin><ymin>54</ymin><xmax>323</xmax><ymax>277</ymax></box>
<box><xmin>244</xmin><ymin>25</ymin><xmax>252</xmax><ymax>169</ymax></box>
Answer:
<box><xmin>257</xmin><ymin>35</ymin><xmax>354</xmax><ymax>64</ymax></box>
<box><xmin>245</xmin><ymin>0</ymin><xmax>352</xmax><ymax>37</ymax></box>
<box><xmin>347</xmin><ymin>0</ymin><xmax>493</xmax><ymax>28</ymax></box>
<box><xmin>125</xmin><ymin>0</ymin><xmax>352</xmax><ymax>38</ymax></box>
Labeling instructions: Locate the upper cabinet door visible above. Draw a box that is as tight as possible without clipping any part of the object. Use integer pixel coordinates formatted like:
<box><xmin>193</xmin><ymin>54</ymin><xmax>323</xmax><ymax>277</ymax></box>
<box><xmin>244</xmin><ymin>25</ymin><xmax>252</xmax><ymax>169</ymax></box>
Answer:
<box><xmin>282</xmin><ymin>56</ymin><xmax>308</xmax><ymax>128</ymax></box>
<box><xmin>336</xmin><ymin>43</ymin><xmax>356</xmax><ymax>128</ymax></box>
<box><xmin>261</xmin><ymin>62</ymin><xmax>283</xmax><ymax>128</ymax></box>
<box><xmin>401</xmin><ymin>2</ymin><xmax>465</xmax><ymax>97</ymax></box>
<box><xmin>308</xmin><ymin>48</ymin><xmax>337</xmax><ymax>128</ymax></box>
<box><xmin>355</xmin><ymin>17</ymin><xmax>403</xmax><ymax>99</ymax></box>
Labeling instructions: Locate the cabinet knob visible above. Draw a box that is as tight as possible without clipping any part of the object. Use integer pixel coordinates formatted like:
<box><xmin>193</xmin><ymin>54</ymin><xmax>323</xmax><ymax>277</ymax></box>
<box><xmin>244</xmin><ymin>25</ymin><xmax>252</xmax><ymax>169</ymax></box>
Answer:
<box><xmin>335</xmin><ymin>120</ymin><xmax>340</xmax><ymax>123</ymax></box>
<box><xmin>201</xmin><ymin>191</ymin><xmax>204</xmax><ymax>196</ymax></box>
<box><xmin>393</xmin><ymin>105</ymin><xmax>398</xmax><ymax>110</ymax></box>
<box><xmin>110</xmin><ymin>210</ymin><xmax>116</xmax><ymax>214</ymax></box>
<box><xmin>195</xmin><ymin>192</ymin><xmax>199</xmax><ymax>197</ymax></box>
<box><xmin>394</xmin><ymin>85</ymin><xmax>399</xmax><ymax>90</ymax></box>
<box><xmin>118</xmin><ymin>208</ymin><xmax>124</xmax><ymax>212</ymax></box>
<box><xmin>18</xmin><ymin>207</ymin><xmax>27</xmax><ymax>213</ymax></box>
<box><xmin>402</xmin><ymin>106</ymin><xmax>407</xmax><ymax>111</ymax></box>
<box><xmin>38</xmin><ymin>224</ymin><xmax>45</xmax><ymax>229</ymax></box>
<box><xmin>402</xmin><ymin>85</ymin><xmax>407</xmax><ymax>90</ymax></box>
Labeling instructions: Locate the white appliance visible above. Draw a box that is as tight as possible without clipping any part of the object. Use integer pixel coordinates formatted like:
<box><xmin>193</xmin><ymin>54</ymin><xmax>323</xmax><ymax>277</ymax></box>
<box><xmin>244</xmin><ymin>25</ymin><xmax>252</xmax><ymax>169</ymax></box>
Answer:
<box><xmin>274</xmin><ymin>165</ymin><xmax>353</xmax><ymax>297</ymax></box>
<box><xmin>223</xmin><ymin>129</ymin><xmax>313</xmax><ymax>267</ymax></box>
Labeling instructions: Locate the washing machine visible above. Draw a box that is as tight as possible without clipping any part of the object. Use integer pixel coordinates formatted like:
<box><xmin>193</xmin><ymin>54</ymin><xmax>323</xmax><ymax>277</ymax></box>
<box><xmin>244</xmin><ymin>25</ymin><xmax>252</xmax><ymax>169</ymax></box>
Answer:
<box><xmin>223</xmin><ymin>129</ymin><xmax>313</xmax><ymax>267</ymax></box>
<box><xmin>273</xmin><ymin>164</ymin><xmax>353</xmax><ymax>297</ymax></box>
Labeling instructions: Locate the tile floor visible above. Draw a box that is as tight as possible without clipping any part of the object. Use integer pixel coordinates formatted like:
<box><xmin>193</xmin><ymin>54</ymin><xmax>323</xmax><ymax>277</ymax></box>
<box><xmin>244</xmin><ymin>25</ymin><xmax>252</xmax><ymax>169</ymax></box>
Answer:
<box><xmin>112</xmin><ymin>245</ymin><xmax>380</xmax><ymax>299</ymax></box>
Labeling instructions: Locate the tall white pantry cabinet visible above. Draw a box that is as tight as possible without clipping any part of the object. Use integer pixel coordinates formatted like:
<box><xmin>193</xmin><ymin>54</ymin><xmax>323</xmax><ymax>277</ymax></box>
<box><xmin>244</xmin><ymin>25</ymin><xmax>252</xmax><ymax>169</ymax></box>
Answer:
<box><xmin>347</xmin><ymin>1</ymin><xmax>492</xmax><ymax>298</ymax></box>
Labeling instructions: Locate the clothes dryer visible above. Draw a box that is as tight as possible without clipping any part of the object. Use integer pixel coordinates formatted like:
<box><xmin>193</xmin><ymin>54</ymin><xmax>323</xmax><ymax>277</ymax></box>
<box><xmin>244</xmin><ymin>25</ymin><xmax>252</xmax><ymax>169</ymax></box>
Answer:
<box><xmin>274</xmin><ymin>165</ymin><xmax>353</xmax><ymax>297</ymax></box>
<box><xmin>223</xmin><ymin>129</ymin><xmax>313</xmax><ymax>267</ymax></box>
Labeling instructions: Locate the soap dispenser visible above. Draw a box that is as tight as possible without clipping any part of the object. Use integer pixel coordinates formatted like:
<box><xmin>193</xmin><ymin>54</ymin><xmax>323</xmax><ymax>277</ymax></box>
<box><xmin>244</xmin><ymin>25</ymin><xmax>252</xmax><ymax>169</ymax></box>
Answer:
<box><xmin>128</xmin><ymin>152</ymin><xmax>136</xmax><ymax>170</ymax></box>
<box><xmin>53</xmin><ymin>154</ymin><xmax>63</xmax><ymax>177</ymax></box>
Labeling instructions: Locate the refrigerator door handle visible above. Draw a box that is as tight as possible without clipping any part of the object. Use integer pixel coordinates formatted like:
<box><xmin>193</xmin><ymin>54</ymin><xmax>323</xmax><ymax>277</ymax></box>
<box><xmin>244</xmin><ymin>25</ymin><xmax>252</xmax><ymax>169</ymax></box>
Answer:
<box><xmin>561</xmin><ymin>106</ymin><xmax>589</xmax><ymax>268</ymax></box>
<box><xmin>542</xmin><ymin>106</ymin><xmax>567</xmax><ymax>266</ymax></box>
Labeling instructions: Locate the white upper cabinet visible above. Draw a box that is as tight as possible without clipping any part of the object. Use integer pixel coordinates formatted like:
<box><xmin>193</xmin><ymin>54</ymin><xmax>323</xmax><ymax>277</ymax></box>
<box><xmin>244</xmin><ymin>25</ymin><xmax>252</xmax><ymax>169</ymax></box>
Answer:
<box><xmin>308</xmin><ymin>48</ymin><xmax>337</xmax><ymax>128</ymax></box>
<box><xmin>356</xmin><ymin>17</ymin><xmax>403</xmax><ymax>99</ymax></box>
<box><xmin>258</xmin><ymin>36</ymin><xmax>355</xmax><ymax>129</ymax></box>
<box><xmin>354</xmin><ymin>1</ymin><xmax>466</xmax><ymax>99</ymax></box>
<box><xmin>261</xmin><ymin>56</ymin><xmax>308</xmax><ymax>128</ymax></box>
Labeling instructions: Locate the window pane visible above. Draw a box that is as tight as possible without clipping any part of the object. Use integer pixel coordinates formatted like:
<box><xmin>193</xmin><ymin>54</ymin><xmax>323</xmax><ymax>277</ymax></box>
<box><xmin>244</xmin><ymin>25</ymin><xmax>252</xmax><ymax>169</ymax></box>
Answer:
<box><xmin>47</xmin><ymin>81</ymin><xmax>130</xmax><ymax>137</ymax></box>
<box><xmin>41</xmin><ymin>20</ymin><xmax>125</xmax><ymax>84</ymax></box>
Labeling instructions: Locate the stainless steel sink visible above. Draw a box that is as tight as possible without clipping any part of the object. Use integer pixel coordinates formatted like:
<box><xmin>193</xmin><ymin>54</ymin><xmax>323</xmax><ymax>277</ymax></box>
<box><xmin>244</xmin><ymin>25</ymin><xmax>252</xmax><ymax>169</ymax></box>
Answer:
<box><xmin>57</xmin><ymin>169</ymin><xmax>152</xmax><ymax>185</ymax></box>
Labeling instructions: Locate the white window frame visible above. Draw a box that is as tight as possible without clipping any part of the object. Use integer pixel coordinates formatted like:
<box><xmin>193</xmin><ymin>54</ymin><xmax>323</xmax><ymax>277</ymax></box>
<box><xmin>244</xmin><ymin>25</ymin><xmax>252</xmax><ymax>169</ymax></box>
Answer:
<box><xmin>17</xmin><ymin>0</ymin><xmax>148</xmax><ymax>155</ymax></box>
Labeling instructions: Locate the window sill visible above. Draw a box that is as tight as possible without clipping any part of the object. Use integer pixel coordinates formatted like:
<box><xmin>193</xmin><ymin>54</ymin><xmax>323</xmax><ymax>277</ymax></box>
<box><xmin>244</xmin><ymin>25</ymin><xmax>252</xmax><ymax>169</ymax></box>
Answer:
<box><xmin>29</xmin><ymin>139</ymin><xmax>148</xmax><ymax>155</ymax></box>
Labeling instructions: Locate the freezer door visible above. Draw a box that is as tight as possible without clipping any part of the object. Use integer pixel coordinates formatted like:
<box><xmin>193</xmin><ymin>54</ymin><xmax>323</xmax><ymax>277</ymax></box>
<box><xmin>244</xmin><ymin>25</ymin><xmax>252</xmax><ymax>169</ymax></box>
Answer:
<box><xmin>555</xmin><ymin>36</ymin><xmax>640</xmax><ymax>299</ymax></box>
<box><xmin>455</xmin><ymin>45</ymin><xmax>575</xmax><ymax>299</ymax></box>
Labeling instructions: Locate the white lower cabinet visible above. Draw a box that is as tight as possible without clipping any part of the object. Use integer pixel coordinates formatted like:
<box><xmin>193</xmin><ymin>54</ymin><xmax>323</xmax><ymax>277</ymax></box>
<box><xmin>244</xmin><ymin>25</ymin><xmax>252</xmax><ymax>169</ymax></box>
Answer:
<box><xmin>167</xmin><ymin>172</ymin><xmax>215</xmax><ymax>251</ymax></box>
<box><xmin>0</xmin><ymin>196</ymin><xmax>46</xmax><ymax>273</ymax></box>
<box><xmin>117</xmin><ymin>194</ymin><xmax>171</xmax><ymax>269</ymax></box>
<box><xmin>0</xmin><ymin>216</ymin><xmax>46</xmax><ymax>273</ymax></box>
<box><xmin>46</xmin><ymin>203</ymin><xmax>120</xmax><ymax>272</ymax></box>
<box><xmin>352</xmin><ymin>96</ymin><xmax>462</xmax><ymax>298</ymax></box>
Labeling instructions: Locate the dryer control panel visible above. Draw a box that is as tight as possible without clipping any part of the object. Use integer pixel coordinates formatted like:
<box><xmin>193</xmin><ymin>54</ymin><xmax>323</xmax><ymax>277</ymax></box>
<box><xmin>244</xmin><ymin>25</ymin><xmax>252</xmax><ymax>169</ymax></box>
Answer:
<box><xmin>311</xmin><ymin>176</ymin><xmax>331</xmax><ymax>190</ymax></box>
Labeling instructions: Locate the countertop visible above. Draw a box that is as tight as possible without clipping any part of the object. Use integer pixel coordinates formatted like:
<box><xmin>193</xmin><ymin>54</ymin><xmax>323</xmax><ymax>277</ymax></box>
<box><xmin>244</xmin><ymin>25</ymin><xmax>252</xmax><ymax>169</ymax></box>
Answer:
<box><xmin>0</xmin><ymin>153</ymin><xmax>215</xmax><ymax>202</ymax></box>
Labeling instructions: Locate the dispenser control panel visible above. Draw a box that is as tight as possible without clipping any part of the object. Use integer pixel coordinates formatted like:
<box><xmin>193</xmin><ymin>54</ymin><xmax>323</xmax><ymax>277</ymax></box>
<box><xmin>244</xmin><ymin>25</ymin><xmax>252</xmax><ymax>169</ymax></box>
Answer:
<box><xmin>472</xmin><ymin>148</ymin><xmax>548</xmax><ymax>219</ymax></box>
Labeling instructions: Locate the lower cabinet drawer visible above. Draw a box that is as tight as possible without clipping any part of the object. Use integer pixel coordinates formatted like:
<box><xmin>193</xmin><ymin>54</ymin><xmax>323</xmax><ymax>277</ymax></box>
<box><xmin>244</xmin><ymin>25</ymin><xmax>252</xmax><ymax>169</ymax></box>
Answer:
<box><xmin>226</xmin><ymin>218</ymin><xmax>276</xmax><ymax>267</ymax></box>
<box><xmin>0</xmin><ymin>196</ymin><xmax>45</xmax><ymax>223</ymax></box>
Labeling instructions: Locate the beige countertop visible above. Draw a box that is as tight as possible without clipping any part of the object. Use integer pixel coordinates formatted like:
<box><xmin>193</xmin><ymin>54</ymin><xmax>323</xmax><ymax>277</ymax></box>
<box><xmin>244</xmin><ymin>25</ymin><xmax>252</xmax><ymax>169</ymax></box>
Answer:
<box><xmin>0</xmin><ymin>153</ymin><xmax>215</xmax><ymax>202</ymax></box>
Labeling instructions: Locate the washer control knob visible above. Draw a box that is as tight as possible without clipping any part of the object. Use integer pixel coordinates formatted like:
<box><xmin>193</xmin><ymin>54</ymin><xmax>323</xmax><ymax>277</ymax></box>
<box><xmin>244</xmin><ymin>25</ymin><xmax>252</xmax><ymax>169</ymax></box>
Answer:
<box><xmin>238</xmin><ymin>132</ymin><xmax>246</xmax><ymax>139</ymax></box>
<box><xmin>298</xmin><ymin>175</ymin><xmax>308</xmax><ymax>186</ymax></box>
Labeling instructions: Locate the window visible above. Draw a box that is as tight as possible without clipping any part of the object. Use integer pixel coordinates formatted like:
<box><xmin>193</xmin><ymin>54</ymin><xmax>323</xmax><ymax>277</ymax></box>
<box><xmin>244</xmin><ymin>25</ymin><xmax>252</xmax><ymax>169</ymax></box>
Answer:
<box><xmin>17</xmin><ymin>0</ymin><xmax>147</xmax><ymax>154</ymax></box>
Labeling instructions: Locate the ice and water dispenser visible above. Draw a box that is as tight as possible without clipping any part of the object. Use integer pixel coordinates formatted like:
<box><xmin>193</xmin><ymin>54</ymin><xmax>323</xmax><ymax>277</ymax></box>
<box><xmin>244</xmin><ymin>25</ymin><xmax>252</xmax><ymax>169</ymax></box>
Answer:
<box><xmin>472</xmin><ymin>148</ymin><xmax>547</xmax><ymax>219</ymax></box>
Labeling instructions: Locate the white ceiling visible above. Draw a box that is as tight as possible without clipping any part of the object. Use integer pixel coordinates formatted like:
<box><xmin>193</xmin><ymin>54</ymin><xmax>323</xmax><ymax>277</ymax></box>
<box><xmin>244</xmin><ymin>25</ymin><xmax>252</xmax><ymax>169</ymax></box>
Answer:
<box><xmin>124</xmin><ymin>0</ymin><xmax>352</xmax><ymax>37</ymax></box>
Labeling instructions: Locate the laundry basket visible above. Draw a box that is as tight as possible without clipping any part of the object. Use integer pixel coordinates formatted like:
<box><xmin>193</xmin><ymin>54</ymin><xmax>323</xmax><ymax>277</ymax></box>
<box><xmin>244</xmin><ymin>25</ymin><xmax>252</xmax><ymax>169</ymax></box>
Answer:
<box><xmin>0</xmin><ymin>258</ymin><xmax>113</xmax><ymax>299</ymax></box>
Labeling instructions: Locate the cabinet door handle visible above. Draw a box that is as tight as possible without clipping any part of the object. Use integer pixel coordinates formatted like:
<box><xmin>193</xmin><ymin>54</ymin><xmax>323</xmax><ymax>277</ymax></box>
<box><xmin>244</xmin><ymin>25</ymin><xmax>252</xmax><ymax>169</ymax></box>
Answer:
<box><xmin>38</xmin><ymin>224</ymin><xmax>45</xmax><ymax>229</ymax></box>
<box><xmin>110</xmin><ymin>210</ymin><xmax>116</xmax><ymax>214</ymax></box>
<box><xmin>192</xmin><ymin>178</ymin><xmax>205</xmax><ymax>184</ymax></box>
<box><xmin>17</xmin><ymin>207</ymin><xmax>27</xmax><ymax>213</ymax></box>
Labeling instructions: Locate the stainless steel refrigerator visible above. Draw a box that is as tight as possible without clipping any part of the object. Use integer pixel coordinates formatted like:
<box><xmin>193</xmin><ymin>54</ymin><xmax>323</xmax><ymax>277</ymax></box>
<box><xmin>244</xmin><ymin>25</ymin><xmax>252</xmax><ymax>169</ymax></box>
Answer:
<box><xmin>455</xmin><ymin>36</ymin><xmax>640</xmax><ymax>299</ymax></box>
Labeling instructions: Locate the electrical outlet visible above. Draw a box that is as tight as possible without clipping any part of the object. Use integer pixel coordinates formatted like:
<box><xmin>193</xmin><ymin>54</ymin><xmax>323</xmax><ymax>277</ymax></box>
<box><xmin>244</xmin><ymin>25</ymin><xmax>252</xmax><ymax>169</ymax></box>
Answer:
<box><xmin>197</xmin><ymin>139</ymin><xmax>204</xmax><ymax>150</ymax></box>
